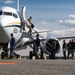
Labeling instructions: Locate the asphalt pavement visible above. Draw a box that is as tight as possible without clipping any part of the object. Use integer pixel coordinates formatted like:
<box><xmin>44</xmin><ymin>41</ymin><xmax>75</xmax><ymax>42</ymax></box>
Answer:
<box><xmin>0</xmin><ymin>59</ymin><xmax>75</xmax><ymax>75</ymax></box>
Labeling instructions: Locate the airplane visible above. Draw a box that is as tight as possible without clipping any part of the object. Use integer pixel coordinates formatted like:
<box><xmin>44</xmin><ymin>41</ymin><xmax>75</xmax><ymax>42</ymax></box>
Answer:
<box><xmin>0</xmin><ymin>6</ymin><xmax>74</xmax><ymax>59</ymax></box>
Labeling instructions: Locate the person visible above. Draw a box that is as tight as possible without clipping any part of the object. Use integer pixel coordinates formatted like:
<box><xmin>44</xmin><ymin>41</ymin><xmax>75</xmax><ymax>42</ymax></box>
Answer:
<box><xmin>71</xmin><ymin>39</ymin><xmax>75</xmax><ymax>59</ymax></box>
<box><xmin>67</xmin><ymin>39</ymin><xmax>74</xmax><ymax>59</ymax></box>
<box><xmin>33</xmin><ymin>40</ymin><xmax>36</xmax><ymax>55</ymax></box>
<box><xmin>50</xmin><ymin>41</ymin><xmax>57</xmax><ymax>59</ymax></box>
<box><xmin>70</xmin><ymin>39</ymin><xmax>75</xmax><ymax>59</ymax></box>
<box><xmin>9</xmin><ymin>33</ymin><xmax>20</xmax><ymax>59</ymax></box>
<box><xmin>35</xmin><ymin>34</ymin><xmax>40</xmax><ymax>58</ymax></box>
<box><xmin>27</xmin><ymin>16</ymin><xmax>34</xmax><ymax>35</ymax></box>
<box><xmin>28</xmin><ymin>16</ymin><xmax>32</xmax><ymax>24</ymax></box>
<box><xmin>62</xmin><ymin>40</ymin><xmax>67</xmax><ymax>59</ymax></box>
<box><xmin>67</xmin><ymin>40</ymin><xmax>72</xmax><ymax>58</ymax></box>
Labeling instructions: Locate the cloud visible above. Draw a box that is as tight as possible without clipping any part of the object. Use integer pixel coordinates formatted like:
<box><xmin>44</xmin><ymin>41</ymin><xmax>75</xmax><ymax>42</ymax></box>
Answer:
<box><xmin>41</xmin><ymin>21</ymin><xmax>50</xmax><ymax>25</ymax></box>
<box><xmin>56</xmin><ymin>14</ymin><xmax>75</xmax><ymax>37</ymax></box>
<box><xmin>68</xmin><ymin>14</ymin><xmax>75</xmax><ymax>18</ymax></box>
<box><xmin>59</xmin><ymin>19</ymin><xmax>75</xmax><ymax>27</ymax></box>
<box><xmin>49</xmin><ymin>28</ymin><xmax>75</xmax><ymax>37</ymax></box>
<box><xmin>59</xmin><ymin>14</ymin><xmax>75</xmax><ymax>27</ymax></box>
<box><xmin>59</xmin><ymin>19</ymin><xmax>75</xmax><ymax>24</ymax></box>
<box><xmin>4</xmin><ymin>0</ymin><xmax>15</xmax><ymax>4</ymax></box>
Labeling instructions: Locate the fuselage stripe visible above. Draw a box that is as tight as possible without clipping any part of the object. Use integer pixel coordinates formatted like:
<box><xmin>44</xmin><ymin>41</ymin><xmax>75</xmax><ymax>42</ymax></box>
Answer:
<box><xmin>4</xmin><ymin>25</ymin><xmax>21</xmax><ymax>28</ymax></box>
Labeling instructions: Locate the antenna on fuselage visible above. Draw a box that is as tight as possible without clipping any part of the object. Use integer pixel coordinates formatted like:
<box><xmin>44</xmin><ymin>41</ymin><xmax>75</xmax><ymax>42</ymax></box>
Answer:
<box><xmin>17</xmin><ymin>0</ymin><xmax>19</xmax><ymax>11</ymax></box>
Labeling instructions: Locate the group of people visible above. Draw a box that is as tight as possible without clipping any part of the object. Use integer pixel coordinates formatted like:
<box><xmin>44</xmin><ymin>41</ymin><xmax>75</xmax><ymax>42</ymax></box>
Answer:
<box><xmin>10</xmin><ymin>16</ymin><xmax>75</xmax><ymax>59</ymax></box>
<box><xmin>10</xmin><ymin>32</ymin><xmax>75</xmax><ymax>59</ymax></box>
<box><xmin>62</xmin><ymin>39</ymin><xmax>75</xmax><ymax>59</ymax></box>
<box><xmin>9</xmin><ymin>33</ymin><xmax>40</xmax><ymax>59</ymax></box>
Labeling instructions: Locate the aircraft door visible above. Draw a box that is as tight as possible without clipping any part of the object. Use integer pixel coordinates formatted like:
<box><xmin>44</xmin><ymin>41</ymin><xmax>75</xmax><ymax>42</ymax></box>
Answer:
<box><xmin>13</xmin><ymin>26</ymin><xmax>22</xmax><ymax>42</ymax></box>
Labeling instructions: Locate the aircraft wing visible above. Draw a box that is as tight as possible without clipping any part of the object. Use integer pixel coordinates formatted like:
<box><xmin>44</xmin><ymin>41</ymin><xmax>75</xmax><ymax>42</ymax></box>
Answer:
<box><xmin>15</xmin><ymin>33</ymin><xmax>45</xmax><ymax>50</ymax></box>
<box><xmin>57</xmin><ymin>36</ymin><xmax>75</xmax><ymax>40</ymax></box>
<box><xmin>21</xmin><ymin>30</ymin><xmax>75</xmax><ymax>45</ymax></box>
<box><xmin>32</xmin><ymin>30</ymin><xmax>53</xmax><ymax>34</ymax></box>
<box><xmin>21</xmin><ymin>31</ymin><xmax>46</xmax><ymax>45</ymax></box>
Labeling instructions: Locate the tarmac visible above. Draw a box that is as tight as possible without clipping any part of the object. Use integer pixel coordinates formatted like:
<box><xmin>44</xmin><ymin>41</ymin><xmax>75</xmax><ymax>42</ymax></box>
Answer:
<box><xmin>0</xmin><ymin>58</ymin><xmax>75</xmax><ymax>75</ymax></box>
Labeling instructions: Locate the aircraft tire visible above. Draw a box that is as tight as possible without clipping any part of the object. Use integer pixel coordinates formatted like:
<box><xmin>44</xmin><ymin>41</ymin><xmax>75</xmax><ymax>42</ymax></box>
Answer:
<box><xmin>29</xmin><ymin>51</ymin><xmax>33</xmax><ymax>59</ymax></box>
<box><xmin>1</xmin><ymin>52</ymin><xmax>4</xmax><ymax>59</ymax></box>
<box><xmin>40</xmin><ymin>48</ymin><xmax>44</xmax><ymax>59</ymax></box>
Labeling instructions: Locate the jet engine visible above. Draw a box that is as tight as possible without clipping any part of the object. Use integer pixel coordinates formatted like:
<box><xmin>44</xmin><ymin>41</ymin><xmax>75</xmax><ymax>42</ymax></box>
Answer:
<box><xmin>41</xmin><ymin>37</ymin><xmax>62</xmax><ymax>55</ymax></box>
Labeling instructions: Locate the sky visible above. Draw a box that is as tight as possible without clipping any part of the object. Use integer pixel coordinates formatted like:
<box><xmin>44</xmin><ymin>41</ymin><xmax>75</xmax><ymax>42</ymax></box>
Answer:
<box><xmin>0</xmin><ymin>0</ymin><xmax>75</xmax><ymax>56</ymax></box>
<box><xmin>0</xmin><ymin>0</ymin><xmax>75</xmax><ymax>31</ymax></box>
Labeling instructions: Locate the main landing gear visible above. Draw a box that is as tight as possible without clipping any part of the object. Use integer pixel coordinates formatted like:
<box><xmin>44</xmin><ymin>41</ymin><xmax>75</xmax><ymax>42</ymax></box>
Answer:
<box><xmin>29</xmin><ymin>47</ymin><xmax>44</xmax><ymax>59</ymax></box>
<box><xmin>0</xmin><ymin>43</ymin><xmax>8</xmax><ymax>59</ymax></box>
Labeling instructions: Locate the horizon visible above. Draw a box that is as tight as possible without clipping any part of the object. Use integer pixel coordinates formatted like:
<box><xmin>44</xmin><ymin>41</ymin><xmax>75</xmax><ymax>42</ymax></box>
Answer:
<box><xmin>0</xmin><ymin>0</ymin><xmax>75</xmax><ymax>56</ymax></box>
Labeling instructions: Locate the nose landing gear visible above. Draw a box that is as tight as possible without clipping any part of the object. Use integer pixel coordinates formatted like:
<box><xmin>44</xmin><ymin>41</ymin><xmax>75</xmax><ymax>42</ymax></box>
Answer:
<box><xmin>0</xmin><ymin>43</ymin><xmax>8</xmax><ymax>59</ymax></box>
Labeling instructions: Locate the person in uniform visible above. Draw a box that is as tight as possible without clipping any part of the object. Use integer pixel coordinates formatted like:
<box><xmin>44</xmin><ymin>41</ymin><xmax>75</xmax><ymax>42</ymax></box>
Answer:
<box><xmin>9</xmin><ymin>33</ymin><xmax>20</xmax><ymax>59</ymax></box>
<box><xmin>27</xmin><ymin>16</ymin><xmax>34</xmax><ymax>35</ymax></box>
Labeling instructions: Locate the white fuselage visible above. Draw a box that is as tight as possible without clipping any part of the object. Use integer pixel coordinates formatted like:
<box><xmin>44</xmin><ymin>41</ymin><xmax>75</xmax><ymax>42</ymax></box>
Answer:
<box><xmin>0</xmin><ymin>6</ymin><xmax>22</xmax><ymax>43</ymax></box>
<box><xmin>0</xmin><ymin>6</ymin><xmax>62</xmax><ymax>56</ymax></box>
<box><xmin>0</xmin><ymin>6</ymin><xmax>47</xmax><ymax>45</ymax></box>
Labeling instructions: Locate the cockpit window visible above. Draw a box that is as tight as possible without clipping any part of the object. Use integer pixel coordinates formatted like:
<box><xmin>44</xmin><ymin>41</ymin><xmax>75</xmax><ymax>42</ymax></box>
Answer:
<box><xmin>0</xmin><ymin>11</ymin><xmax>2</xmax><ymax>15</ymax></box>
<box><xmin>3</xmin><ymin>12</ymin><xmax>12</xmax><ymax>16</ymax></box>
<box><xmin>13</xmin><ymin>13</ymin><xmax>18</xmax><ymax>18</ymax></box>
<box><xmin>0</xmin><ymin>11</ymin><xmax>18</xmax><ymax>18</ymax></box>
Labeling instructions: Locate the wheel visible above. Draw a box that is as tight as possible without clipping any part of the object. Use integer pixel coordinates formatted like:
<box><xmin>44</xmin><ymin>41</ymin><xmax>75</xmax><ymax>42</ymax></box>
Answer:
<box><xmin>29</xmin><ymin>51</ymin><xmax>33</xmax><ymax>59</ymax></box>
<box><xmin>1</xmin><ymin>52</ymin><xmax>4</xmax><ymax>59</ymax></box>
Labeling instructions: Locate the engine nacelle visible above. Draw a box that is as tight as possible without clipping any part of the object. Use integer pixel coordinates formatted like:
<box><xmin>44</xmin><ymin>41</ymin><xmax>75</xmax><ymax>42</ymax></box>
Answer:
<box><xmin>41</xmin><ymin>37</ymin><xmax>62</xmax><ymax>55</ymax></box>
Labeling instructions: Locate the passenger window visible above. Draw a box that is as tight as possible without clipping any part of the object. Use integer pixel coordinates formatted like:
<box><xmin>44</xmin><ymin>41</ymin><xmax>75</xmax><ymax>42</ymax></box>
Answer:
<box><xmin>13</xmin><ymin>13</ymin><xmax>18</xmax><ymax>18</ymax></box>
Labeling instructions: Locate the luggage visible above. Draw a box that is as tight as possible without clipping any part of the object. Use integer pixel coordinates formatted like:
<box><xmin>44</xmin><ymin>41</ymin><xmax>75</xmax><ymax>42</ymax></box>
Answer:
<box><xmin>31</xmin><ymin>24</ymin><xmax>34</xmax><ymax>28</ymax></box>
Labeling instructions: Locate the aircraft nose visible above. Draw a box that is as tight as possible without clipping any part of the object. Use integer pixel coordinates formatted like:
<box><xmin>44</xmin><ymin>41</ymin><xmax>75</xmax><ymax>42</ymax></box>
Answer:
<box><xmin>0</xmin><ymin>17</ymin><xmax>4</xmax><ymax>27</ymax></box>
<box><xmin>0</xmin><ymin>17</ymin><xmax>10</xmax><ymax>43</ymax></box>
<box><xmin>0</xmin><ymin>24</ymin><xmax>9</xmax><ymax>43</ymax></box>
<box><xmin>0</xmin><ymin>16</ymin><xmax>8</xmax><ymax>27</ymax></box>
<box><xmin>0</xmin><ymin>21</ymin><xmax>3</xmax><ymax>27</ymax></box>
<box><xmin>0</xmin><ymin>18</ymin><xmax>2</xmax><ymax>27</ymax></box>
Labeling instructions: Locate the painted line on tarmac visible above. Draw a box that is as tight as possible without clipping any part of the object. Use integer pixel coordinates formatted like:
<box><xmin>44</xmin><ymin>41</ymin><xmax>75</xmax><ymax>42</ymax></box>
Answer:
<box><xmin>0</xmin><ymin>62</ymin><xmax>17</xmax><ymax>64</ymax></box>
